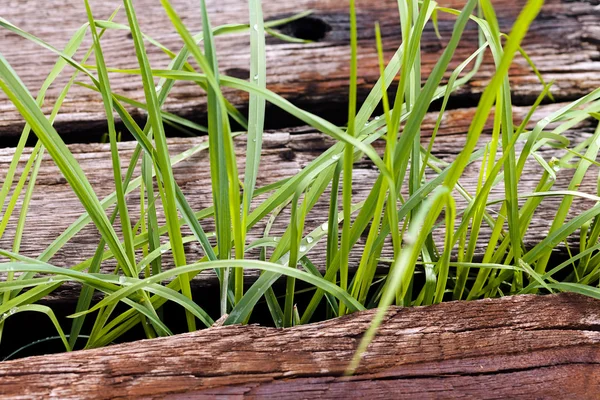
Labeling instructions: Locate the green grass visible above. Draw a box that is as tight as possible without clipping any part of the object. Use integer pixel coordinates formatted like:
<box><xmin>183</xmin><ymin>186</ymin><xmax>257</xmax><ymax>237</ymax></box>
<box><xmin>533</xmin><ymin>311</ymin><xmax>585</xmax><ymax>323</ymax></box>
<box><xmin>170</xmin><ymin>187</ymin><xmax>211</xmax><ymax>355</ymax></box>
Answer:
<box><xmin>1</xmin><ymin>0</ymin><xmax>600</xmax><ymax>370</ymax></box>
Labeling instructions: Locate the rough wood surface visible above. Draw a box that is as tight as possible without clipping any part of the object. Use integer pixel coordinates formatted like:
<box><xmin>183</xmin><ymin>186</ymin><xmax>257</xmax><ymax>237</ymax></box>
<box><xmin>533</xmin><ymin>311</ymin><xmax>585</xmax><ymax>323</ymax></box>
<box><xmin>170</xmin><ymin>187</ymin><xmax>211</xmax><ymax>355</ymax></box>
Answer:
<box><xmin>0</xmin><ymin>0</ymin><xmax>599</xmax><ymax>137</ymax></box>
<box><xmin>0</xmin><ymin>293</ymin><xmax>598</xmax><ymax>399</ymax></box>
<box><xmin>0</xmin><ymin>103</ymin><xmax>597</xmax><ymax>303</ymax></box>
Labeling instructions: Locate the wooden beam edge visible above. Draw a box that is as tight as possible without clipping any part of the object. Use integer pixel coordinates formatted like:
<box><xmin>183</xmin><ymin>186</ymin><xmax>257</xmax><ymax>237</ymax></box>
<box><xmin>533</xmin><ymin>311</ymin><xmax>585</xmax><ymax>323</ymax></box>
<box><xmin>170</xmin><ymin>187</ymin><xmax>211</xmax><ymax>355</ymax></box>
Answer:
<box><xmin>0</xmin><ymin>293</ymin><xmax>599</xmax><ymax>399</ymax></box>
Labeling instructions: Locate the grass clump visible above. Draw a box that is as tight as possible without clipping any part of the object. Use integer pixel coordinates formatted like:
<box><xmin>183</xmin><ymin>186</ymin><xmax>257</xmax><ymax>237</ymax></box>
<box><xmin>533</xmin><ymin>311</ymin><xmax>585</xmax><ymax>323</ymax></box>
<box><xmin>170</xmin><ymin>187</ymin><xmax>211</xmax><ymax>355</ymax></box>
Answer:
<box><xmin>0</xmin><ymin>0</ymin><xmax>599</xmax><ymax>369</ymax></box>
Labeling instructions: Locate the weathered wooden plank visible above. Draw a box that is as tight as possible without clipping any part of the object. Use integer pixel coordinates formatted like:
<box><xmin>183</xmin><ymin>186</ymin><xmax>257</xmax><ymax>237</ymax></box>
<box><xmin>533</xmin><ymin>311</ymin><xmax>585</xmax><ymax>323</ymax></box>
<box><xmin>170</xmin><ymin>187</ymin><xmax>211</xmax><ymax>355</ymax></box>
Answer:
<box><xmin>0</xmin><ymin>103</ymin><xmax>596</xmax><ymax>303</ymax></box>
<box><xmin>0</xmin><ymin>0</ymin><xmax>599</xmax><ymax>137</ymax></box>
<box><xmin>0</xmin><ymin>293</ymin><xmax>598</xmax><ymax>399</ymax></box>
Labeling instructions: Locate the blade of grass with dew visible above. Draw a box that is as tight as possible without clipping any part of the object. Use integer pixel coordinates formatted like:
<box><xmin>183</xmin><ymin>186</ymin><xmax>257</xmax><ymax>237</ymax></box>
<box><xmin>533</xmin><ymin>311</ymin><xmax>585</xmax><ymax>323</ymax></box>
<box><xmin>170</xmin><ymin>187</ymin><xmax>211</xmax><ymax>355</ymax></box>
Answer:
<box><xmin>480</xmin><ymin>0</ymin><xmax>523</xmax><ymax>290</ymax></box>
<box><xmin>268</xmin><ymin>166</ymin><xmax>335</xmax><ymax>266</ymax></box>
<box><xmin>350</xmin><ymin>22</ymin><xmax>394</xmax><ymax>306</ymax></box>
<box><xmin>339</xmin><ymin>0</ymin><xmax>359</xmax><ymax>316</ymax></box>
<box><xmin>284</xmin><ymin>187</ymin><xmax>308</xmax><ymax>327</ymax></box>
<box><xmin>84</xmin><ymin>0</ymin><xmax>161</xmax><ymax>341</ymax></box>
<box><xmin>197</xmin><ymin>0</ymin><xmax>233</xmax><ymax>296</ymax></box>
<box><xmin>84</xmin><ymin>0</ymin><xmax>136</xmax><ymax>275</ymax></box>
<box><xmin>382</xmin><ymin>0</ymin><xmax>472</xmax><ymax>303</ymax></box>
<box><xmin>326</xmin><ymin>158</ymin><xmax>342</xmax><ymax>316</ymax></box>
<box><xmin>261</xmin><ymin>164</ymin><xmax>336</xmax><ymax>325</ymax></box>
<box><xmin>123</xmin><ymin>0</ymin><xmax>196</xmax><ymax>330</ymax></box>
<box><xmin>160</xmin><ymin>0</ymin><xmax>245</xmax><ymax>313</ymax></box>
<box><xmin>59</xmin><ymin>259</ymin><xmax>365</xmax><ymax>319</ymax></box>
<box><xmin>243</xmin><ymin>0</ymin><xmax>267</xmax><ymax>305</ymax></box>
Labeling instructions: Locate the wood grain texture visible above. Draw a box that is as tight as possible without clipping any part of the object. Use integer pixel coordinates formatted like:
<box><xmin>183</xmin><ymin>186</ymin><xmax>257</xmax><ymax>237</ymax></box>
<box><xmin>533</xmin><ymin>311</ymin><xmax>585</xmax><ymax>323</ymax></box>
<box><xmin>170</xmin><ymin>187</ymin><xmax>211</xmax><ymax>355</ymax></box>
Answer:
<box><xmin>0</xmin><ymin>0</ymin><xmax>599</xmax><ymax>137</ymax></box>
<box><xmin>0</xmin><ymin>293</ymin><xmax>598</xmax><ymax>399</ymax></box>
<box><xmin>0</xmin><ymin>103</ymin><xmax>597</xmax><ymax>303</ymax></box>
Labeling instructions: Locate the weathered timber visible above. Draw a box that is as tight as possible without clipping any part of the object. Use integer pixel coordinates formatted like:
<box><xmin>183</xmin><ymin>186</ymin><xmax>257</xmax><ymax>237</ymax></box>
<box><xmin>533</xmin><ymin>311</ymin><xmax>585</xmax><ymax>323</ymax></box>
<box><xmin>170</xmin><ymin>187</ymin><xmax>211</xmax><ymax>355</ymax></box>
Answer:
<box><xmin>0</xmin><ymin>293</ymin><xmax>598</xmax><ymax>399</ymax></box>
<box><xmin>0</xmin><ymin>103</ymin><xmax>597</xmax><ymax>303</ymax></box>
<box><xmin>0</xmin><ymin>0</ymin><xmax>599</xmax><ymax>137</ymax></box>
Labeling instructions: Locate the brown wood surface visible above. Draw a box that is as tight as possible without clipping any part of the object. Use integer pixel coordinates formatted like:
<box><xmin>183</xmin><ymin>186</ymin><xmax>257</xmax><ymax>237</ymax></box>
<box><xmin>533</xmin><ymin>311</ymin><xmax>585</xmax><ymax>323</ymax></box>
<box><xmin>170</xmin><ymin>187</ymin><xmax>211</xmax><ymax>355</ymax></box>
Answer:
<box><xmin>0</xmin><ymin>293</ymin><xmax>598</xmax><ymax>399</ymax></box>
<box><xmin>1</xmin><ymin>103</ymin><xmax>596</xmax><ymax>302</ymax></box>
<box><xmin>0</xmin><ymin>0</ymin><xmax>599</xmax><ymax>137</ymax></box>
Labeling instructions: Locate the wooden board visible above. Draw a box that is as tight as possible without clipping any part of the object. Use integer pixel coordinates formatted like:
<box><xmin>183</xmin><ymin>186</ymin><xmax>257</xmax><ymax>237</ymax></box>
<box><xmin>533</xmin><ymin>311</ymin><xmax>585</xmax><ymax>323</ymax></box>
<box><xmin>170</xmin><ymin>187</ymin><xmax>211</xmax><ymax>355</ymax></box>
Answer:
<box><xmin>0</xmin><ymin>0</ymin><xmax>599</xmax><ymax>137</ymax></box>
<box><xmin>0</xmin><ymin>293</ymin><xmax>598</xmax><ymax>399</ymax></box>
<box><xmin>1</xmin><ymin>103</ymin><xmax>596</xmax><ymax>303</ymax></box>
